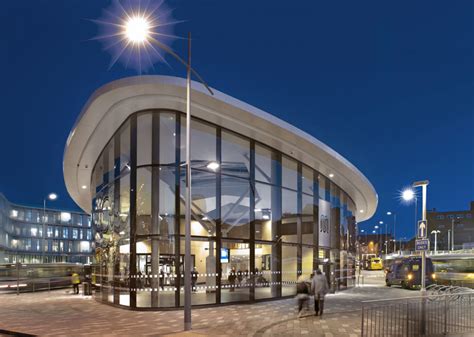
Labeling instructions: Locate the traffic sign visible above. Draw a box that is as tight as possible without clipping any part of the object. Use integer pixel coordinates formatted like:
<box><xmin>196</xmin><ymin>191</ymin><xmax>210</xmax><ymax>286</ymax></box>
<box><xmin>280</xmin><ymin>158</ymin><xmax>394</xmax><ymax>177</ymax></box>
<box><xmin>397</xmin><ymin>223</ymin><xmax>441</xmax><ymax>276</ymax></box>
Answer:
<box><xmin>417</xmin><ymin>220</ymin><xmax>428</xmax><ymax>239</ymax></box>
<box><xmin>415</xmin><ymin>239</ymin><xmax>429</xmax><ymax>251</ymax></box>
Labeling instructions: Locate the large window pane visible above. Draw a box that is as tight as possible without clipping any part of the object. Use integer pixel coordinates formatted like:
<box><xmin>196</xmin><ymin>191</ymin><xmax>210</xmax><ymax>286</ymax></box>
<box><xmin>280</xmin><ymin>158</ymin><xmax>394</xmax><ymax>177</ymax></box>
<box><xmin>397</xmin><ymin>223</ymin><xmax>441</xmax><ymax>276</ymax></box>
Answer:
<box><xmin>221</xmin><ymin>176</ymin><xmax>250</xmax><ymax>239</ymax></box>
<box><xmin>135</xmin><ymin>237</ymin><xmax>176</xmax><ymax>308</ymax></box>
<box><xmin>255</xmin><ymin>242</ymin><xmax>279</xmax><ymax>299</ymax></box>
<box><xmin>221</xmin><ymin>131</ymin><xmax>250</xmax><ymax>178</ymax></box>
<box><xmin>119</xmin><ymin>120</ymin><xmax>131</xmax><ymax>175</ymax></box>
<box><xmin>179</xmin><ymin>238</ymin><xmax>216</xmax><ymax>306</ymax></box>
<box><xmin>137</xmin><ymin>113</ymin><xmax>152</xmax><ymax>166</ymax></box>
<box><xmin>302</xmin><ymin>246</ymin><xmax>314</xmax><ymax>277</ymax></box>
<box><xmin>282</xmin><ymin>245</ymin><xmax>297</xmax><ymax>296</ymax></box>
<box><xmin>281</xmin><ymin>189</ymin><xmax>298</xmax><ymax>243</ymax></box>
<box><xmin>180</xmin><ymin>170</ymin><xmax>217</xmax><ymax>236</ymax></box>
<box><xmin>255</xmin><ymin>183</ymin><xmax>272</xmax><ymax>241</ymax></box>
<box><xmin>159</xmin><ymin>166</ymin><xmax>177</xmax><ymax>236</ymax></box>
<box><xmin>181</xmin><ymin>118</ymin><xmax>217</xmax><ymax>170</ymax></box>
<box><xmin>136</xmin><ymin>168</ymin><xmax>152</xmax><ymax>235</ymax></box>
<box><xmin>159</xmin><ymin>112</ymin><xmax>176</xmax><ymax>165</ymax></box>
<box><xmin>282</xmin><ymin>156</ymin><xmax>297</xmax><ymax>190</ymax></box>
<box><xmin>255</xmin><ymin>144</ymin><xmax>272</xmax><ymax>183</ymax></box>
<box><xmin>302</xmin><ymin>194</ymin><xmax>316</xmax><ymax>245</ymax></box>
<box><xmin>221</xmin><ymin>241</ymin><xmax>250</xmax><ymax>303</ymax></box>
<box><xmin>302</xmin><ymin>166</ymin><xmax>314</xmax><ymax>196</ymax></box>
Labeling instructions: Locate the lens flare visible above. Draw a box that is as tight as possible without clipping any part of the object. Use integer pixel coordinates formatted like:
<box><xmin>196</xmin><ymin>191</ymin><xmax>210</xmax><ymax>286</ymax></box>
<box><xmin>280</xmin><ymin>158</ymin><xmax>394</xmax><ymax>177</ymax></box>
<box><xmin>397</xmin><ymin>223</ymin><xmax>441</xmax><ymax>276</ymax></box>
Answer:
<box><xmin>92</xmin><ymin>0</ymin><xmax>182</xmax><ymax>72</ymax></box>
<box><xmin>125</xmin><ymin>16</ymin><xmax>151</xmax><ymax>43</ymax></box>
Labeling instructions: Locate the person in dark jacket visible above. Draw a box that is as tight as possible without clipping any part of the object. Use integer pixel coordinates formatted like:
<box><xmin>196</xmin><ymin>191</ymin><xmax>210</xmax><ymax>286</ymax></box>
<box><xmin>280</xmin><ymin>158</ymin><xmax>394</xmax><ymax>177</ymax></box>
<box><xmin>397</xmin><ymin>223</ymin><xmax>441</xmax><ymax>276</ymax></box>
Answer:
<box><xmin>311</xmin><ymin>269</ymin><xmax>329</xmax><ymax>316</ymax></box>
<box><xmin>228</xmin><ymin>267</ymin><xmax>236</xmax><ymax>292</ymax></box>
<box><xmin>296</xmin><ymin>275</ymin><xmax>310</xmax><ymax>318</ymax></box>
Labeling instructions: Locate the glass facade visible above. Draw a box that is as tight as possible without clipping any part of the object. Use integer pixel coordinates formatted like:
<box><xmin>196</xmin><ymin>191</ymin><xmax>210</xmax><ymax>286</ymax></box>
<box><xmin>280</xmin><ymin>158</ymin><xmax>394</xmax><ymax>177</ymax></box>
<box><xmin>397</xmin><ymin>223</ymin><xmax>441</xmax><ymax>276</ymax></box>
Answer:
<box><xmin>0</xmin><ymin>193</ymin><xmax>93</xmax><ymax>264</ymax></box>
<box><xmin>91</xmin><ymin>110</ymin><xmax>357</xmax><ymax>309</ymax></box>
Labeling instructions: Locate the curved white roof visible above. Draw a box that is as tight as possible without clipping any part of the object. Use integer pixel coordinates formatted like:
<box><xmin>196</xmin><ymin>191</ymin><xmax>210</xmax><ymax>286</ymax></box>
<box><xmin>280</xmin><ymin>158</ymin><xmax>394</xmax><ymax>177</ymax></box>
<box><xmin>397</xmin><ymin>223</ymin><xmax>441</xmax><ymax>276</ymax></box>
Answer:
<box><xmin>64</xmin><ymin>75</ymin><xmax>377</xmax><ymax>221</ymax></box>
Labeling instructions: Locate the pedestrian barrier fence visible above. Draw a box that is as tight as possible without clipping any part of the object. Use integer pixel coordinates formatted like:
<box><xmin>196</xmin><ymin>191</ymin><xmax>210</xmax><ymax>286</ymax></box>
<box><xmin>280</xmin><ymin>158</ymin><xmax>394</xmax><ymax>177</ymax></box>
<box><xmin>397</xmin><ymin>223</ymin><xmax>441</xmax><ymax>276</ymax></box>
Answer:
<box><xmin>361</xmin><ymin>291</ymin><xmax>474</xmax><ymax>337</ymax></box>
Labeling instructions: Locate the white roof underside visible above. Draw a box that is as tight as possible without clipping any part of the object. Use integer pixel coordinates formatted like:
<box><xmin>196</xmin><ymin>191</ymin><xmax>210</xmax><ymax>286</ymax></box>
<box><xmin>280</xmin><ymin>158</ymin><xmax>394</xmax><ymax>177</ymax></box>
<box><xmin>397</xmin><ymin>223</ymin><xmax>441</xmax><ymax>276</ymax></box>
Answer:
<box><xmin>63</xmin><ymin>75</ymin><xmax>377</xmax><ymax>221</ymax></box>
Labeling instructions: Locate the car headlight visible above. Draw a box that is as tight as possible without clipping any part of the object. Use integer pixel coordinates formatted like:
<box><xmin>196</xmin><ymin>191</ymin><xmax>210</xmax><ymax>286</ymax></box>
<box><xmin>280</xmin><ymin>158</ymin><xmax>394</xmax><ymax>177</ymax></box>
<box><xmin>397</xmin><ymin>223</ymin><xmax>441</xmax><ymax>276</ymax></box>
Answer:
<box><xmin>407</xmin><ymin>273</ymin><xmax>413</xmax><ymax>280</ymax></box>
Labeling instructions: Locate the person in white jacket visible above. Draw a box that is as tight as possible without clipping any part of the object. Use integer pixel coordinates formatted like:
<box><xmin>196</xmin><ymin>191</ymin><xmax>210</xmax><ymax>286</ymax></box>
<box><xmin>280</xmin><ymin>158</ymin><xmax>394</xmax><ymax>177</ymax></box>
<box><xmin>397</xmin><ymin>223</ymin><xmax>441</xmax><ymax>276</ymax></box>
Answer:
<box><xmin>311</xmin><ymin>269</ymin><xmax>329</xmax><ymax>316</ymax></box>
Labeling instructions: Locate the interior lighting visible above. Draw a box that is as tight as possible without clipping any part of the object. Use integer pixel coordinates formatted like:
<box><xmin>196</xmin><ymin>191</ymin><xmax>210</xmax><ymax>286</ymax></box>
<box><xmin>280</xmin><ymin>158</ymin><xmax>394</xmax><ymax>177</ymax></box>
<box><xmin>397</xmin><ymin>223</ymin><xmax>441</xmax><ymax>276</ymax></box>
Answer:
<box><xmin>81</xmin><ymin>185</ymin><xmax>87</xmax><ymax>190</ymax></box>
<box><xmin>206</xmin><ymin>161</ymin><xmax>220</xmax><ymax>171</ymax></box>
<box><xmin>329</xmin><ymin>173</ymin><xmax>334</xmax><ymax>178</ymax></box>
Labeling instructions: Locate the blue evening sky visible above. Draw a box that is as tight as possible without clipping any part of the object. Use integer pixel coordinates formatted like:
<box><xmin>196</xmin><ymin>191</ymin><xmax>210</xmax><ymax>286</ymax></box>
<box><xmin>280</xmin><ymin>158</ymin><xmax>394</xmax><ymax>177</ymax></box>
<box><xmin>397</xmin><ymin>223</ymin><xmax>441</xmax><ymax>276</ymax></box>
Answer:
<box><xmin>1</xmin><ymin>1</ymin><xmax>472</xmax><ymax>239</ymax></box>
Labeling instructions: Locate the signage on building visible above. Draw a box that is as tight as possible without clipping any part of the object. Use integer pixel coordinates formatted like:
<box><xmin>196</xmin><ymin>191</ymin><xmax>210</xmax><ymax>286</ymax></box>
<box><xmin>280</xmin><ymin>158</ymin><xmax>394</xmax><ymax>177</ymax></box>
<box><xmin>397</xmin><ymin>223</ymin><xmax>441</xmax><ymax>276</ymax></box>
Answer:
<box><xmin>415</xmin><ymin>239</ymin><xmax>429</xmax><ymax>251</ymax></box>
<box><xmin>417</xmin><ymin>220</ymin><xmax>428</xmax><ymax>239</ymax></box>
<box><xmin>319</xmin><ymin>199</ymin><xmax>331</xmax><ymax>247</ymax></box>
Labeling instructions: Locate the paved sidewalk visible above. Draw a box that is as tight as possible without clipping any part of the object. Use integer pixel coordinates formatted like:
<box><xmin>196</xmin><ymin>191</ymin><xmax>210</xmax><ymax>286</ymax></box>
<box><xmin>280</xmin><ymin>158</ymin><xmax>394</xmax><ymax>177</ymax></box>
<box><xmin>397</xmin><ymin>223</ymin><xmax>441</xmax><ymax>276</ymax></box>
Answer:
<box><xmin>0</xmin><ymin>272</ymin><xmax>409</xmax><ymax>337</ymax></box>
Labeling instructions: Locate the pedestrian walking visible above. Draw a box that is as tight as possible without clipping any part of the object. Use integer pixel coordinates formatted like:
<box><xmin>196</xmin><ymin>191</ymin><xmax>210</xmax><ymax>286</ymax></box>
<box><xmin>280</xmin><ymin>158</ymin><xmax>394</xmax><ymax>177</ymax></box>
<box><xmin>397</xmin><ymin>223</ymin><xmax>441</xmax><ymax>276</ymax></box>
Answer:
<box><xmin>228</xmin><ymin>267</ymin><xmax>236</xmax><ymax>292</ymax></box>
<box><xmin>296</xmin><ymin>274</ymin><xmax>310</xmax><ymax>318</ymax></box>
<box><xmin>159</xmin><ymin>269</ymin><xmax>165</xmax><ymax>291</ymax></box>
<box><xmin>311</xmin><ymin>269</ymin><xmax>329</xmax><ymax>316</ymax></box>
<box><xmin>71</xmin><ymin>272</ymin><xmax>81</xmax><ymax>295</ymax></box>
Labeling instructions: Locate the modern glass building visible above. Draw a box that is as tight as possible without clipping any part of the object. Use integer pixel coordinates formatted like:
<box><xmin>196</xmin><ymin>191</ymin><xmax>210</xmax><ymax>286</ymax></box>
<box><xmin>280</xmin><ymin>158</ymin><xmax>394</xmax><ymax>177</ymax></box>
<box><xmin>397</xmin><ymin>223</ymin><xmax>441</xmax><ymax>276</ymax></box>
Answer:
<box><xmin>0</xmin><ymin>193</ymin><xmax>93</xmax><ymax>264</ymax></box>
<box><xmin>64</xmin><ymin>76</ymin><xmax>377</xmax><ymax>309</ymax></box>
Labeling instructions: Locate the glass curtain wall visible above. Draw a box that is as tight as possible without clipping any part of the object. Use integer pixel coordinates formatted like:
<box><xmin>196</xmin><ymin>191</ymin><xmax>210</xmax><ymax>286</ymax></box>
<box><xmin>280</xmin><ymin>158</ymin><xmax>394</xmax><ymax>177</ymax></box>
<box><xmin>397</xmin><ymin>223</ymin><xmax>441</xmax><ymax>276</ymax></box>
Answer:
<box><xmin>90</xmin><ymin>109</ymin><xmax>357</xmax><ymax>309</ymax></box>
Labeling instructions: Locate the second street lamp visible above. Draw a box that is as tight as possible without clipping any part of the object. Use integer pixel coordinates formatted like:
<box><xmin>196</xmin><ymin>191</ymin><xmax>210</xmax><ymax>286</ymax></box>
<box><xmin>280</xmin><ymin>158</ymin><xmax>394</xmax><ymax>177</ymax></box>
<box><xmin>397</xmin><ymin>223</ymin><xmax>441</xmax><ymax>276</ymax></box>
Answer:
<box><xmin>431</xmin><ymin>230</ymin><xmax>440</xmax><ymax>255</ymax></box>
<box><xmin>42</xmin><ymin>193</ymin><xmax>58</xmax><ymax>263</ymax></box>
<box><xmin>387</xmin><ymin>211</ymin><xmax>397</xmax><ymax>253</ymax></box>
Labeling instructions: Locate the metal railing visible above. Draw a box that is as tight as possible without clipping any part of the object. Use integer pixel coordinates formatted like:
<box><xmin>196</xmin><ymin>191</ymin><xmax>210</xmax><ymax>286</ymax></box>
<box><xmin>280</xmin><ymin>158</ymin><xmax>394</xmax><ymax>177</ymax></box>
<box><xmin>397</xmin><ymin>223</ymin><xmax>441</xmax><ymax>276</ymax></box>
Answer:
<box><xmin>361</xmin><ymin>292</ymin><xmax>474</xmax><ymax>337</ymax></box>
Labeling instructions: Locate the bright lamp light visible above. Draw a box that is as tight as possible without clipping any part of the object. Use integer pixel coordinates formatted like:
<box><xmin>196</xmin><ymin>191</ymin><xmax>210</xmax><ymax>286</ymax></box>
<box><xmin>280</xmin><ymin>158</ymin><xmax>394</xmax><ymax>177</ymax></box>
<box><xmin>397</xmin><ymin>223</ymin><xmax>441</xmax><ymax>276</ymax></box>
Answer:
<box><xmin>124</xmin><ymin>16</ymin><xmax>151</xmax><ymax>43</ymax></box>
<box><xmin>402</xmin><ymin>189</ymin><xmax>415</xmax><ymax>201</ymax></box>
<box><xmin>206</xmin><ymin>161</ymin><xmax>220</xmax><ymax>171</ymax></box>
<box><xmin>48</xmin><ymin>193</ymin><xmax>58</xmax><ymax>201</ymax></box>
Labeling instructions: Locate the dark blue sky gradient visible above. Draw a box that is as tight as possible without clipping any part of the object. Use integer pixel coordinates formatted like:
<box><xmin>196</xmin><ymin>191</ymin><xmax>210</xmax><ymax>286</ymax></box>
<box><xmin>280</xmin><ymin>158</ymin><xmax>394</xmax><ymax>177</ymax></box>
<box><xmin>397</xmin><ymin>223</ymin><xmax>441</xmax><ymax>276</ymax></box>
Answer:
<box><xmin>1</xmin><ymin>1</ymin><xmax>472</xmax><ymax>239</ymax></box>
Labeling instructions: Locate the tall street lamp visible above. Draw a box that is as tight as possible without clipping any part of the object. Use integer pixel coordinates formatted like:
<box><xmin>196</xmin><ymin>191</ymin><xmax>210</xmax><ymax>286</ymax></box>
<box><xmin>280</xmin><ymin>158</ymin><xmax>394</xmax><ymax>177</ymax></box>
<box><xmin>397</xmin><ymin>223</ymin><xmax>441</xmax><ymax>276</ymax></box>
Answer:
<box><xmin>411</xmin><ymin>180</ymin><xmax>429</xmax><ymax>336</ymax></box>
<box><xmin>379</xmin><ymin>220</ymin><xmax>387</xmax><ymax>255</ymax></box>
<box><xmin>43</xmin><ymin>193</ymin><xmax>57</xmax><ymax>263</ymax></box>
<box><xmin>99</xmin><ymin>9</ymin><xmax>214</xmax><ymax>331</ymax></box>
<box><xmin>374</xmin><ymin>225</ymin><xmax>380</xmax><ymax>255</ymax></box>
<box><xmin>431</xmin><ymin>230</ymin><xmax>440</xmax><ymax>255</ymax></box>
<box><xmin>387</xmin><ymin>211</ymin><xmax>397</xmax><ymax>253</ymax></box>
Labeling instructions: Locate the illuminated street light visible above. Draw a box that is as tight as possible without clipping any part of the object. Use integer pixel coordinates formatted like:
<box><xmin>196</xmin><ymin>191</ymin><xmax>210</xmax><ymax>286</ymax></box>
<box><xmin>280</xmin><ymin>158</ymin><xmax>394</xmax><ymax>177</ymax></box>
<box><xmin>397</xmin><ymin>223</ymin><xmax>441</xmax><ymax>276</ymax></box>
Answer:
<box><xmin>124</xmin><ymin>16</ymin><xmax>151</xmax><ymax>43</ymax></box>
<box><xmin>402</xmin><ymin>188</ymin><xmax>415</xmax><ymax>201</ymax></box>
<box><xmin>48</xmin><ymin>193</ymin><xmax>58</xmax><ymax>200</ymax></box>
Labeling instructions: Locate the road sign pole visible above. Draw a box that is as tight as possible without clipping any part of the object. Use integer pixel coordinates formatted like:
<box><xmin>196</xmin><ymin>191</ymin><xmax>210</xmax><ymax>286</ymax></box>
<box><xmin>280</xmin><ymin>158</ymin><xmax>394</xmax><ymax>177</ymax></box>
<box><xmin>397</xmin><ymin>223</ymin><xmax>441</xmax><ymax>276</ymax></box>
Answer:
<box><xmin>412</xmin><ymin>180</ymin><xmax>429</xmax><ymax>336</ymax></box>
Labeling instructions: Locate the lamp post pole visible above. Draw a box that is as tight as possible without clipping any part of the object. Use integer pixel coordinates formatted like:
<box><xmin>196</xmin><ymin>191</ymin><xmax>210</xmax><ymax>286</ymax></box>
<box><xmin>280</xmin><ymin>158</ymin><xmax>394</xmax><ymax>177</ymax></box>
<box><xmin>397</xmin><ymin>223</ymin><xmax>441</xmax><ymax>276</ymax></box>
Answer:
<box><xmin>42</xmin><ymin>193</ymin><xmax>57</xmax><ymax>263</ymax></box>
<box><xmin>412</xmin><ymin>180</ymin><xmax>429</xmax><ymax>336</ymax></box>
<box><xmin>184</xmin><ymin>32</ymin><xmax>192</xmax><ymax>332</ymax></box>
<box><xmin>431</xmin><ymin>230</ymin><xmax>440</xmax><ymax>255</ymax></box>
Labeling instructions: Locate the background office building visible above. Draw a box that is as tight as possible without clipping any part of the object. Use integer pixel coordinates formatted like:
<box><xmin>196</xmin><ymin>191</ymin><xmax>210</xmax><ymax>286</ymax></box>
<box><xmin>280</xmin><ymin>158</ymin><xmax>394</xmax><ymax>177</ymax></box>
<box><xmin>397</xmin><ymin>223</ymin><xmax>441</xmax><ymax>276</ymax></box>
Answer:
<box><xmin>64</xmin><ymin>76</ymin><xmax>377</xmax><ymax>309</ymax></box>
<box><xmin>427</xmin><ymin>201</ymin><xmax>474</xmax><ymax>250</ymax></box>
<box><xmin>0</xmin><ymin>193</ymin><xmax>94</xmax><ymax>264</ymax></box>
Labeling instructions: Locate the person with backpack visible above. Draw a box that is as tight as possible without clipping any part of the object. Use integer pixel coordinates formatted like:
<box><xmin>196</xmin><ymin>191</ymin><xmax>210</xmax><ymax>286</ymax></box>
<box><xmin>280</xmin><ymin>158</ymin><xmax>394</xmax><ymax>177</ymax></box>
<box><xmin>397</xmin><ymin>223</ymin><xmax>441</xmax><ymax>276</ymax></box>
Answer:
<box><xmin>296</xmin><ymin>274</ymin><xmax>310</xmax><ymax>318</ymax></box>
